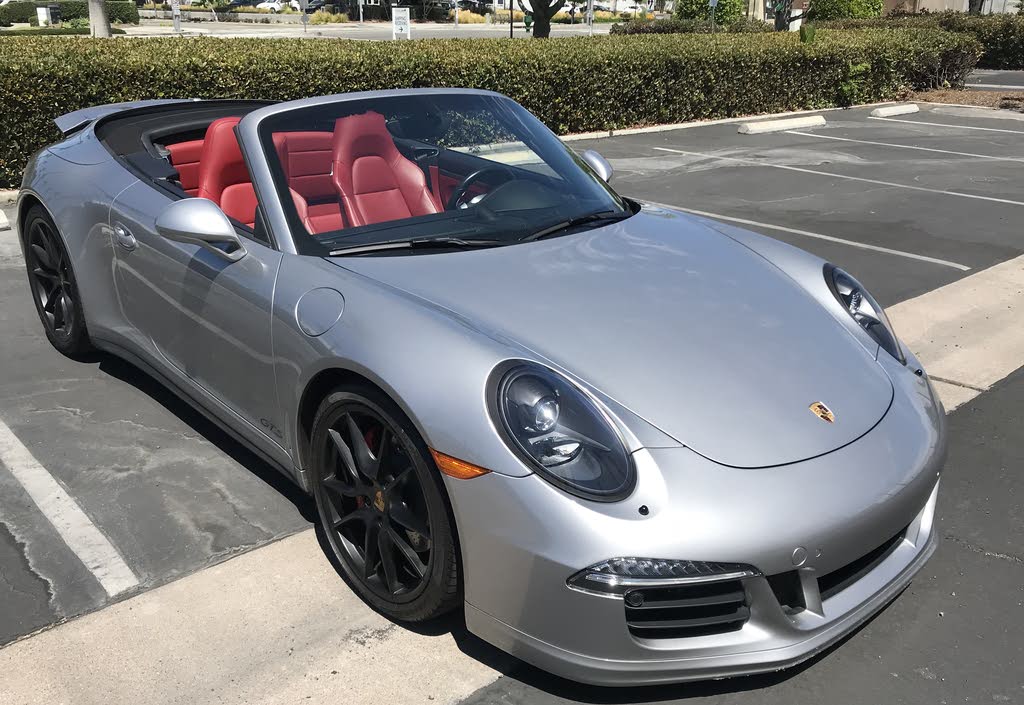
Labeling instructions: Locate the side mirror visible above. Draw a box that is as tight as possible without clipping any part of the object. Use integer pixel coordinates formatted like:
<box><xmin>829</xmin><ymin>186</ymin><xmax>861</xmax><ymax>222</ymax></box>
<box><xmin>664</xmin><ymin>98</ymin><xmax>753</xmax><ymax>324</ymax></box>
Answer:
<box><xmin>581</xmin><ymin>149</ymin><xmax>613</xmax><ymax>183</ymax></box>
<box><xmin>155</xmin><ymin>198</ymin><xmax>247</xmax><ymax>262</ymax></box>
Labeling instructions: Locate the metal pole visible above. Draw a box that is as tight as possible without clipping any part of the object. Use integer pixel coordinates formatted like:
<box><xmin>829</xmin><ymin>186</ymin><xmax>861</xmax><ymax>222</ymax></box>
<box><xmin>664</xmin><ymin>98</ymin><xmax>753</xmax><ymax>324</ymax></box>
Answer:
<box><xmin>359</xmin><ymin>0</ymin><xmax>364</xmax><ymax>23</ymax></box>
<box><xmin>509</xmin><ymin>0</ymin><xmax>513</xmax><ymax>37</ymax></box>
<box><xmin>587</xmin><ymin>0</ymin><xmax>592</xmax><ymax>35</ymax></box>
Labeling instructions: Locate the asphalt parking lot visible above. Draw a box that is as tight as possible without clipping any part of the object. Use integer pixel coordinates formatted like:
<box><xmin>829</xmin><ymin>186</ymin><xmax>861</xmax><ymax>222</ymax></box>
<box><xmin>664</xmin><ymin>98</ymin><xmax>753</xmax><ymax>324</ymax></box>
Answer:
<box><xmin>1</xmin><ymin>102</ymin><xmax>1022</xmax><ymax>704</ymax></box>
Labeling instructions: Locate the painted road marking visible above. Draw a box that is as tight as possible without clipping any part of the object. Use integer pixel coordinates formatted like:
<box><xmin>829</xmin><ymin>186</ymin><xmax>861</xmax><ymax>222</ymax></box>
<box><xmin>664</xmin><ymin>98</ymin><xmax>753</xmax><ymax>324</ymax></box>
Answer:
<box><xmin>888</xmin><ymin>254</ymin><xmax>1024</xmax><ymax>411</ymax></box>
<box><xmin>787</xmin><ymin>130</ymin><xmax>1024</xmax><ymax>164</ymax></box>
<box><xmin>969</xmin><ymin>83</ymin><xmax>1024</xmax><ymax>90</ymax></box>
<box><xmin>652</xmin><ymin>146</ymin><xmax>1024</xmax><ymax>208</ymax></box>
<box><xmin>867</xmin><ymin>116</ymin><xmax>1024</xmax><ymax>135</ymax></box>
<box><xmin>663</xmin><ymin>205</ymin><xmax>971</xmax><ymax>272</ymax></box>
<box><xmin>0</xmin><ymin>530</ymin><xmax>501</xmax><ymax>705</ymax></box>
<box><xmin>0</xmin><ymin>418</ymin><xmax>138</xmax><ymax>597</ymax></box>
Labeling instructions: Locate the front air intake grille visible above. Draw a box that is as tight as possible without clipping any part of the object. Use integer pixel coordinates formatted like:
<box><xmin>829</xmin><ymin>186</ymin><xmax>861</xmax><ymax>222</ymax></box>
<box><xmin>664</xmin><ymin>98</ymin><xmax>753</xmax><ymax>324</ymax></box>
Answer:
<box><xmin>624</xmin><ymin>580</ymin><xmax>749</xmax><ymax>640</ymax></box>
<box><xmin>818</xmin><ymin>527</ymin><xmax>908</xmax><ymax>602</ymax></box>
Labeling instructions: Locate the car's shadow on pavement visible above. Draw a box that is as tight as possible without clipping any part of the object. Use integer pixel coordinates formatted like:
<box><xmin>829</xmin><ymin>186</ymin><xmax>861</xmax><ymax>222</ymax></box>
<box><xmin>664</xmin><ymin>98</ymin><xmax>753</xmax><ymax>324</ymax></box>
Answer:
<box><xmin>96</xmin><ymin>353</ymin><xmax>318</xmax><ymax>524</ymax></box>
<box><xmin>439</xmin><ymin>590</ymin><xmax>904</xmax><ymax>704</ymax></box>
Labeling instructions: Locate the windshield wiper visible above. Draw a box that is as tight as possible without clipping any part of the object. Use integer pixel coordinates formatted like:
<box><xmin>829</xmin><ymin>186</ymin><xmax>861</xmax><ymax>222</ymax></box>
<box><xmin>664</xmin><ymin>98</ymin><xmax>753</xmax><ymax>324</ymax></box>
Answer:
<box><xmin>521</xmin><ymin>210</ymin><xmax>631</xmax><ymax>242</ymax></box>
<box><xmin>330</xmin><ymin>237</ymin><xmax>505</xmax><ymax>256</ymax></box>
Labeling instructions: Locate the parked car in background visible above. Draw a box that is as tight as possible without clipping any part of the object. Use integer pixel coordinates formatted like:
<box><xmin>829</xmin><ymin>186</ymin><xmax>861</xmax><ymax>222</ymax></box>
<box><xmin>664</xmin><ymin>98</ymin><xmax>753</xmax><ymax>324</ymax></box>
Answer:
<box><xmin>255</xmin><ymin>0</ymin><xmax>300</xmax><ymax>10</ymax></box>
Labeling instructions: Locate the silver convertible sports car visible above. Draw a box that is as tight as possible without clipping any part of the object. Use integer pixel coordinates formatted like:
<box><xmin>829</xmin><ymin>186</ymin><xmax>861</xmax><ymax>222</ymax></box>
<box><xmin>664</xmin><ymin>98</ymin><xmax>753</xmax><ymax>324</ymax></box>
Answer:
<box><xmin>17</xmin><ymin>89</ymin><xmax>946</xmax><ymax>685</ymax></box>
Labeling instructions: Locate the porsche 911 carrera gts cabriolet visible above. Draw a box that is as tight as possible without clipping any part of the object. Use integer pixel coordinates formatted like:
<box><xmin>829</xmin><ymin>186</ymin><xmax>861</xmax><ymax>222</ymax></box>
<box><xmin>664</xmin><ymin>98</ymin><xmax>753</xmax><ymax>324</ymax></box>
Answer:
<box><xmin>16</xmin><ymin>89</ymin><xmax>946</xmax><ymax>685</ymax></box>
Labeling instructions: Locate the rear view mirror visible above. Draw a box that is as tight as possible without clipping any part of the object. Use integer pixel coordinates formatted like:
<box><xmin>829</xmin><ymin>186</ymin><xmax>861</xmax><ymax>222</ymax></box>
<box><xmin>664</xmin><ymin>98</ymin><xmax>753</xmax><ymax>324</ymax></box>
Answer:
<box><xmin>581</xmin><ymin>150</ymin><xmax>613</xmax><ymax>183</ymax></box>
<box><xmin>155</xmin><ymin>198</ymin><xmax>247</xmax><ymax>262</ymax></box>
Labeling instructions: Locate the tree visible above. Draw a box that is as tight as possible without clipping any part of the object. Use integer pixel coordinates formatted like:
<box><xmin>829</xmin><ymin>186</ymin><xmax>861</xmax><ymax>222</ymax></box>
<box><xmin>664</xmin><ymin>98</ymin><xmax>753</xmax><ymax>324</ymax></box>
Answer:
<box><xmin>675</xmin><ymin>0</ymin><xmax>744</xmax><ymax>24</ymax></box>
<box><xmin>88</xmin><ymin>0</ymin><xmax>112</xmax><ymax>36</ymax></box>
<box><xmin>518</xmin><ymin>0</ymin><xmax>566</xmax><ymax>37</ymax></box>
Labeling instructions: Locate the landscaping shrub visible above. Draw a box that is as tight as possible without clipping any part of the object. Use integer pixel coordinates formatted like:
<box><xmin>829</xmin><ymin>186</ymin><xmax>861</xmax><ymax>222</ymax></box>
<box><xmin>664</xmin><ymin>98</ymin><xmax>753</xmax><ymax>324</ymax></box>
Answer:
<box><xmin>0</xmin><ymin>1</ymin><xmax>139</xmax><ymax>25</ymax></box>
<box><xmin>451</xmin><ymin>8</ymin><xmax>485</xmax><ymax>22</ymax></box>
<box><xmin>0</xmin><ymin>25</ymin><xmax>126</xmax><ymax>34</ymax></box>
<box><xmin>309</xmin><ymin>9</ymin><xmax>348</xmax><ymax>22</ymax></box>
<box><xmin>611</xmin><ymin>16</ymin><xmax>770</xmax><ymax>33</ymax></box>
<box><xmin>674</xmin><ymin>0</ymin><xmax>744</xmax><ymax>24</ymax></box>
<box><xmin>807</xmin><ymin>0</ymin><xmax>882</xmax><ymax>21</ymax></box>
<box><xmin>818</xmin><ymin>12</ymin><xmax>1024</xmax><ymax>67</ymax></box>
<box><xmin>0</xmin><ymin>30</ymin><xmax>982</xmax><ymax>187</ymax></box>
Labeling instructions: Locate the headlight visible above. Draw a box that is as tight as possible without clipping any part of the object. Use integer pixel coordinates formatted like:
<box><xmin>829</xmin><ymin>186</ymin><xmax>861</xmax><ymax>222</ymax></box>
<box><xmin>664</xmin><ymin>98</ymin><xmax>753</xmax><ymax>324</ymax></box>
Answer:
<box><xmin>492</xmin><ymin>363</ymin><xmax>635</xmax><ymax>502</ymax></box>
<box><xmin>825</xmin><ymin>265</ymin><xmax>905</xmax><ymax>364</ymax></box>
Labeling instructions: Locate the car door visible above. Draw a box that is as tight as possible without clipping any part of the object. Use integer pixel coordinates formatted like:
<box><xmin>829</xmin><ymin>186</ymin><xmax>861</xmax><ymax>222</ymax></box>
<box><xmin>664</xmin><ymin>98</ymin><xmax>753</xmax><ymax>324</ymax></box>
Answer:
<box><xmin>108</xmin><ymin>180</ymin><xmax>289</xmax><ymax>459</ymax></box>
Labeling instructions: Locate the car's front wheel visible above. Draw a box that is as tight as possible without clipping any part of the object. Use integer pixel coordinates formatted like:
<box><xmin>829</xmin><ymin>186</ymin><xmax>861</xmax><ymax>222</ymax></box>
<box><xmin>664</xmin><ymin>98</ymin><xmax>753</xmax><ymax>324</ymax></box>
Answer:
<box><xmin>310</xmin><ymin>383</ymin><xmax>460</xmax><ymax>621</ymax></box>
<box><xmin>22</xmin><ymin>204</ymin><xmax>94</xmax><ymax>358</ymax></box>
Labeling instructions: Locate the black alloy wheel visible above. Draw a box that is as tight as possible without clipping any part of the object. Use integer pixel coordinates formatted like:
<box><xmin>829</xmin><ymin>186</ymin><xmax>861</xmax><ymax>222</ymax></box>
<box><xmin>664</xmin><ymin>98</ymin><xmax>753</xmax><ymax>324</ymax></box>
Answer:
<box><xmin>22</xmin><ymin>205</ymin><xmax>93</xmax><ymax>357</ymax></box>
<box><xmin>311</xmin><ymin>385</ymin><xmax>460</xmax><ymax>621</ymax></box>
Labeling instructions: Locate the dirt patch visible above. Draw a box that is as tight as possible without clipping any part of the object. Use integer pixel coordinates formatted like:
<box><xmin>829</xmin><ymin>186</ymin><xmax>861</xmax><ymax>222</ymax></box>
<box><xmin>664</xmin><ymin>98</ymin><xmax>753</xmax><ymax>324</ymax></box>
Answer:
<box><xmin>913</xmin><ymin>89</ymin><xmax>1024</xmax><ymax>112</ymax></box>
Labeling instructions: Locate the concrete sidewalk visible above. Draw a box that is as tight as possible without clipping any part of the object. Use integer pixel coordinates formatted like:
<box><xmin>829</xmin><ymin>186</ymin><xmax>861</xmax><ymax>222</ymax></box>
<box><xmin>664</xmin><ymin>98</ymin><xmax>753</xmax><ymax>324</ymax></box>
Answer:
<box><xmin>0</xmin><ymin>530</ymin><xmax>504</xmax><ymax>705</ymax></box>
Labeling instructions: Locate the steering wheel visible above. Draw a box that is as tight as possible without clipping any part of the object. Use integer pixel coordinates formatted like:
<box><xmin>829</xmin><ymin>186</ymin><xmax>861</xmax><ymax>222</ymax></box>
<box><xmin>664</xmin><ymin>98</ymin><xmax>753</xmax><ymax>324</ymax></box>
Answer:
<box><xmin>446</xmin><ymin>165</ymin><xmax>516</xmax><ymax>211</ymax></box>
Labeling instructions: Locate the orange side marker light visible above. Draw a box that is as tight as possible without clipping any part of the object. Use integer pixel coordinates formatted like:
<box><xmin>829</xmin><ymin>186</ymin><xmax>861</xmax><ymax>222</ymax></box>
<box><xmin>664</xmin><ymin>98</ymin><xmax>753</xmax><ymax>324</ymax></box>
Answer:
<box><xmin>430</xmin><ymin>449</ymin><xmax>491</xmax><ymax>479</ymax></box>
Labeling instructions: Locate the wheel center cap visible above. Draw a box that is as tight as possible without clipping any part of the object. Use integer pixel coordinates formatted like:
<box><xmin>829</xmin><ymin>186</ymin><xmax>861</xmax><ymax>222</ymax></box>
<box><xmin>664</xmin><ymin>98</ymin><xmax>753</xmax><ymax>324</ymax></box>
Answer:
<box><xmin>373</xmin><ymin>489</ymin><xmax>385</xmax><ymax>513</ymax></box>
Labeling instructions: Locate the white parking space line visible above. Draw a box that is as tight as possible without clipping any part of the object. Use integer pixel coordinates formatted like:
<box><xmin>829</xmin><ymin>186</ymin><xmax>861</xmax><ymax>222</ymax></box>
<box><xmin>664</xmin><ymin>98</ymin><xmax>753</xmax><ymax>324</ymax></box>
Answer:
<box><xmin>664</xmin><ymin>205</ymin><xmax>971</xmax><ymax>271</ymax></box>
<box><xmin>787</xmin><ymin>130</ymin><xmax>1024</xmax><ymax>163</ymax></box>
<box><xmin>0</xmin><ymin>418</ymin><xmax>138</xmax><ymax>597</ymax></box>
<box><xmin>652</xmin><ymin>146</ymin><xmax>1024</xmax><ymax>207</ymax></box>
<box><xmin>867</xmin><ymin>116</ymin><xmax>1024</xmax><ymax>134</ymax></box>
<box><xmin>0</xmin><ymin>530</ymin><xmax>500</xmax><ymax>705</ymax></box>
<box><xmin>970</xmin><ymin>83</ymin><xmax>1024</xmax><ymax>90</ymax></box>
<box><xmin>889</xmin><ymin>254</ymin><xmax>1024</xmax><ymax>411</ymax></box>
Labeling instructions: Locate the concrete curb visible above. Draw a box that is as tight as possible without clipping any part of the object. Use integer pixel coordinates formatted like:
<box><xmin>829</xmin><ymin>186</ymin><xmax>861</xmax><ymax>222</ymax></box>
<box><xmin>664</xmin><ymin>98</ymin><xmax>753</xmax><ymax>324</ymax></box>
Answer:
<box><xmin>737</xmin><ymin>115</ymin><xmax>826</xmax><ymax>134</ymax></box>
<box><xmin>871</xmin><ymin>103</ymin><xmax>919</xmax><ymax>117</ymax></box>
<box><xmin>560</xmin><ymin>102</ymin><xmax>901</xmax><ymax>142</ymax></box>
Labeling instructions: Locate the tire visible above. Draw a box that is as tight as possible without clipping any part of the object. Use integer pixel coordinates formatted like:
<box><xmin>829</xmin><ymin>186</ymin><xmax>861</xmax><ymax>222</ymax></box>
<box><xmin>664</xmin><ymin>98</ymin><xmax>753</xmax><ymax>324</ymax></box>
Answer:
<box><xmin>310</xmin><ymin>383</ymin><xmax>460</xmax><ymax>621</ymax></box>
<box><xmin>21</xmin><ymin>204</ymin><xmax>94</xmax><ymax>358</ymax></box>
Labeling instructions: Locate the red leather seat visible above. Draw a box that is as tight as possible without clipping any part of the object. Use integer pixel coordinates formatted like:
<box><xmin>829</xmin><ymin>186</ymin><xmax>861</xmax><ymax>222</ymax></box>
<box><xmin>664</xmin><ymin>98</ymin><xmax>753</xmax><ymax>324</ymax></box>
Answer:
<box><xmin>273</xmin><ymin>131</ymin><xmax>345</xmax><ymax>234</ymax></box>
<box><xmin>332</xmin><ymin>111</ymin><xmax>441</xmax><ymax>228</ymax></box>
<box><xmin>166</xmin><ymin>139</ymin><xmax>204</xmax><ymax>196</ymax></box>
<box><xmin>196</xmin><ymin>117</ymin><xmax>258</xmax><ymax>228</ymax></box>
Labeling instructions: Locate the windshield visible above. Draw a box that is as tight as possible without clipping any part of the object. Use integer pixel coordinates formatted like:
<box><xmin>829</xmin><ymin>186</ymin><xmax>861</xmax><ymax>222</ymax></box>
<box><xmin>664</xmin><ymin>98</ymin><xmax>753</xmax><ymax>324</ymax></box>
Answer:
<box><xmin>257</xmin><ymin>92</ymin><xmax>629</xmax><ymax>255</ymax></box>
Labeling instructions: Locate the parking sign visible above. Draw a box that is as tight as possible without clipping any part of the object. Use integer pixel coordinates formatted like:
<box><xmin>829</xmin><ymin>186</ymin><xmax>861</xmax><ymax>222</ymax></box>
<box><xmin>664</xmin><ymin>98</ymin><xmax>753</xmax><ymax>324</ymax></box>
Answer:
<box><xmin>392</xmin><ymin>6</ymin><xmax>411</xmax><ymax>39</ymax></box>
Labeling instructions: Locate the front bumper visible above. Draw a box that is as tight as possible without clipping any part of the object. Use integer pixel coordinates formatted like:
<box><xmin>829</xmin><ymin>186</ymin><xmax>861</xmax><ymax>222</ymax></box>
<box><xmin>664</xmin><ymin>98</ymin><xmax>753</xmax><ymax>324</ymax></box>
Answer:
<box><xmin>444</xmin><ymin>358</ymin><xmax>946</xmax><ymax>686</ymax></box>
<box><xmin>465</xmin><ymin>483</ymin><xmax>937</xmax><ymax>686</ymax></box>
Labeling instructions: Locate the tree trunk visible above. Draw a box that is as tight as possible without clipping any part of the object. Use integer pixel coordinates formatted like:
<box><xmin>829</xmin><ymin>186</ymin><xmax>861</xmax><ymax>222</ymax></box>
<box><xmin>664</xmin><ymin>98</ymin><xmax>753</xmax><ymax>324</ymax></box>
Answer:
<box><xmin>532</xmin><ymin>10</ymin><xmax>551</xmax><ymax>34</ymax></box>
<box><xmin>88</xmin><ymin>0</ymin><xmax>112</xmax><ymax>37</ymax></box>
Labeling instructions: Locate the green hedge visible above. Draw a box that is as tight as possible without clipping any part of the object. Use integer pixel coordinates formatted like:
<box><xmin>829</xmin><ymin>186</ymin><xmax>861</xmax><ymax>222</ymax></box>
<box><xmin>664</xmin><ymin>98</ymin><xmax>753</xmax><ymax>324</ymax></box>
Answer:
<box><xmin>611</xmin><ymin>17</ymin><xmax>772</xmax><ymax>33</ymax></box>
<box><xmin>818</xmin><ymin>12</ymin><xmax>1024</xmax><ymax>68</ymax></box>
<box><xmin>0</xmin><ymin>26</ymin><xmax>126</xmax><ymax>34</ymax></box>
<box><xmin>674</xmin><ymin>0</ymin><xmax>744</xmax><ymax>24</ymax></box>
<box><xmin>0</xmin><ymin>1</ymin><xmax>138</xmax><ymax>26</ymax></box>
<box><xmin>0</xmin><ymin>30</ymin><xmax>982</xmax><ymax>188</ymax></box>
<box><xmin>808</xmin><ymin>0</ymin><xmax>883</xmax><ymax>20</ymax></box>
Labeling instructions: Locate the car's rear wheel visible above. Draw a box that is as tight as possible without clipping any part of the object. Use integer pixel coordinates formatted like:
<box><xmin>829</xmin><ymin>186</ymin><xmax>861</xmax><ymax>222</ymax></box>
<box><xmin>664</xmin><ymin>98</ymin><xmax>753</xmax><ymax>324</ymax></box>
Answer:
<box><xmin>310</xmin><ymin>384</ymin><xmax>460</xmax><ymax>621</ymax></box>
<box><xmin>22</xmin><ymin>205</ymin><xmax>94</xmax><ymax>358</ymax></box>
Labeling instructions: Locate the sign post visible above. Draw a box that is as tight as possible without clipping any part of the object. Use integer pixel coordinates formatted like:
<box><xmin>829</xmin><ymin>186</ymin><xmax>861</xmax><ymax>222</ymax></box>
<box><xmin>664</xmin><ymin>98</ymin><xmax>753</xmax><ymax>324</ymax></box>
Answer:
<box><xmin>299</xmin><ymin>0</ymin><xmax>308</xmax><ymax>31</ymax></box>
<box><xmin>171</xmin><ymin>0</ymin><xmax>181</xmax><ymax>32</ymax></box>
<box><xmin>358</xmin><ymin>0</ymin><xmax>364</xmax><ymax>22</ymax></box>
<box><xmin>587</xmin><ymin>0</ymin><xmax>593</xmax><ymax>35</ymax></box>
<box><xmin>708</xmin><ymin>0</ymin><xmax>717</xmax><ymax>32</ymax></box>
<box><xmin>392</xmin><ymin>5</ymin><xmax>410</xmax><ymax>38</ymax></box>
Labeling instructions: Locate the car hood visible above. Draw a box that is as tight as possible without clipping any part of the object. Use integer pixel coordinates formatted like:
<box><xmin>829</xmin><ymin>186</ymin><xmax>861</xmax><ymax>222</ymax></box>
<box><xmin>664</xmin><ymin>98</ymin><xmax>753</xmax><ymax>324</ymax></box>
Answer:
<box><xmin>331</xmin><ymin>206</ymin><xmax>894</xmax><ymax>468</ymax></box>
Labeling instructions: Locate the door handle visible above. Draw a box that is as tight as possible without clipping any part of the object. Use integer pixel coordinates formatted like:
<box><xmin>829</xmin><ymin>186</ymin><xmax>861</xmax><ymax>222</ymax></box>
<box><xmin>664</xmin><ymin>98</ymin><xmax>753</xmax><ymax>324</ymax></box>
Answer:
<box><xmin>113</xmin><ymin>223</ymin><xmax>137</xmax><ymax>250</ymax></box>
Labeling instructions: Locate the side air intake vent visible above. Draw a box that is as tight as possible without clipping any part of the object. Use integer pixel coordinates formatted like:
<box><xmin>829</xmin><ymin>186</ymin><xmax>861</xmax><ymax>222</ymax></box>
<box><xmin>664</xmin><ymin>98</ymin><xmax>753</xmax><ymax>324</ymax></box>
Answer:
<box><xmin>624</xmin><ymin>580</ymin><xmax>749</xmax><ymax>640</ymax></box>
